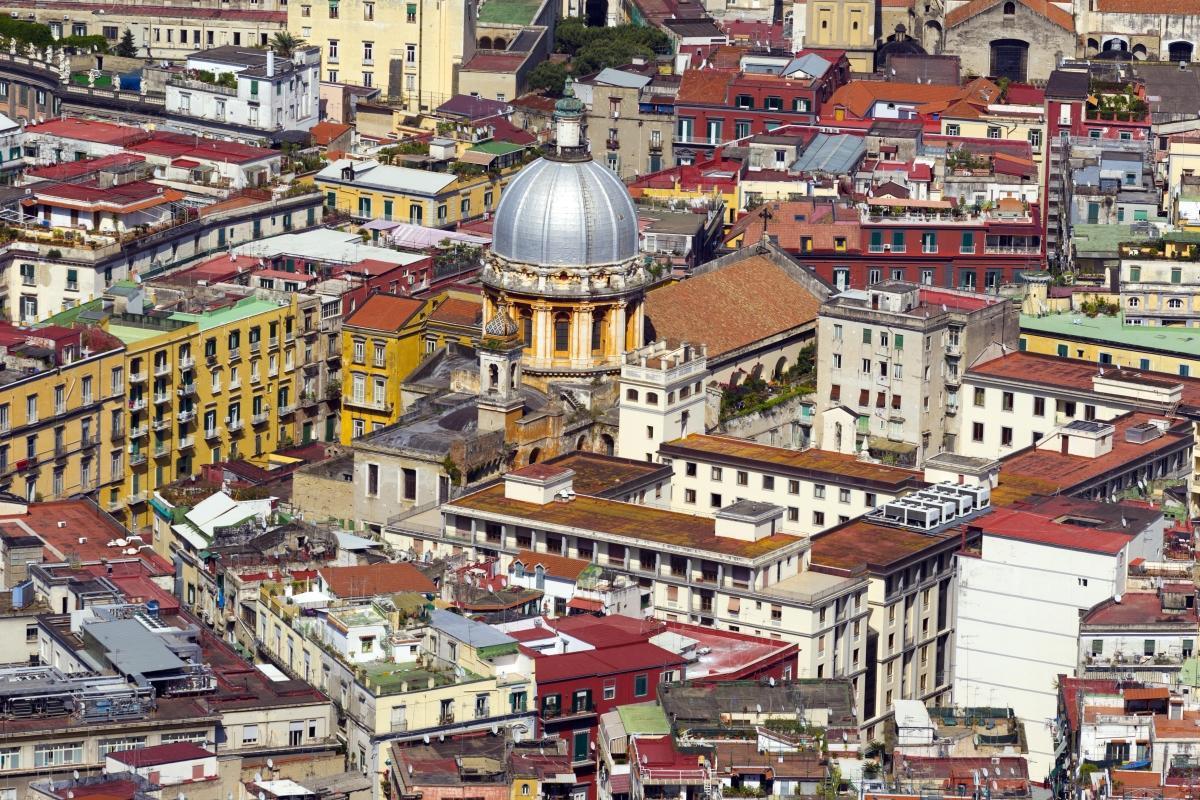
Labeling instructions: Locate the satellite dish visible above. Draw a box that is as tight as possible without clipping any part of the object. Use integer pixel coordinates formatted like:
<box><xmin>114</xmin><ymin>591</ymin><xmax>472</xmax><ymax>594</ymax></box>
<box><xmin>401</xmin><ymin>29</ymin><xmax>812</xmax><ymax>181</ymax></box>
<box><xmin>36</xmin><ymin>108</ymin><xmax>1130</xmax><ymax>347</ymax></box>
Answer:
<box><xmin>267</xmin><ymin>758</ymin><xmax>274</xmax><ymax>770</ymax></box>
<box><xmin>491</xmin><ymin>724</ymin><xmax>498</xmax><ymax>735</ymax></box>
<box><xmin>423</xmin><ymin>735</ymin><xmax>430</xmax><ymax>744</ymax></box>
<box><xmin>254</xmin><ymin>772</ymin><xmax>263</xmax><ymax>783</ymax></box>
<box><xmin>73</xmin><ymin>771</ymin><xmax>80</xmax><ymax>780</ymax></box>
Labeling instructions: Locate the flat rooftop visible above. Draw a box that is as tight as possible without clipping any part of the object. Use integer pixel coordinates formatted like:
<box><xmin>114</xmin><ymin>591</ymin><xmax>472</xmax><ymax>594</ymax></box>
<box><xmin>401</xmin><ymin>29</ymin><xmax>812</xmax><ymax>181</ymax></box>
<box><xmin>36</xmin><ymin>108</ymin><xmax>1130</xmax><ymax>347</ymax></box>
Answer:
<box><xmin>994</xmin><ymin>411</ymin><xmax>1190</xmax><ymax>505</ymax></box>
<box><xmin>477</xmin><ymin>0</ymin><xmax>544</xmax><ymax>24</ymax></box>
<box><xmin>1021</xmin><ymin>313</ymin><xmax>1200</xmax><ymax>357</ymax></box>
<box><xmin>809</xmin><ymin>519</ymin><xmax>956</xmax><ymax>574</ymax></box>
<box><xmin>169</xmin><ymin>297</ymin><xmax>286</xmax><ymax>331</ymax></box>
<box><xmin>661</xmin><ymin>434</ymin><xmax>925</xmax><ymax>490</ymax></box>
<box><xmin>542</xmin><ymin>451</ymin><xmax>671</xmax><ymax>497</ymax></box>
<box><xmin>446</xmin><ymin>484</ymin><xmax>802</xmax><ymax>561</ymax></box>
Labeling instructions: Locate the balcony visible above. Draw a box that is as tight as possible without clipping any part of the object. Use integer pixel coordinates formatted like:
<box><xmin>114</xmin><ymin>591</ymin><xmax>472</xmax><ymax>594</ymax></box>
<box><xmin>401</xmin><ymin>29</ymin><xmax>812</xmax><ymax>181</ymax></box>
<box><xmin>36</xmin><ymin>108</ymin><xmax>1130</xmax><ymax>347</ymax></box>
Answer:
<box><xmin>129</xmin><ymin>371</ymin><xmax>147</xmax><ymax>384</ymax></box>
<box><xmin>178</xmin><ymin>410</ymin><xmax>196</xmax><ymax>424</ymax></box>
<box><xmin>152</xmin><ymin>416</ymin><xmax>171</xmax><ymax>432</ymax></box>
<box><xmin>54</xmin><ymin>442</ymin><xmax>68</xmax><ymax>459</ymax></box>
<box><xmin>606</xmin><ymin>137</ymin><xmax>619</xmax><ymax>150</ymax></box>
<box><xmin>285</xmin><ymin>332</ymin><xmax>295</xmax><ymax>343</ymax></box>
<box><xmin>178</xmin><ymin>383</ymin><xmax>196</xmax><ymax>397</ymax></box>
<box><xmin>249</xmin><ymin>340</ymin><xmax>261</xmax><ymax>354</ymax></box>
<box><xmin>130</xmin><ymin>425</ymin><xmax>149</xmax><ymax>439</ymax></box>
<box><xmin>252</xmin><ymin>410</ymin><xmax>271</xmax><ymax>425</ymax></box>
<box><xmin>154</xmin><ymin>362</ymin><xmax>171</xmax><ymax>377</ymax></box>
<box><xmin>153</xmin><ymin>392</ymin><xmax>171</xmax><ymax>406</ymax></box>
<box><xmin>228</xmin><ymin>418</ymin><xmax>245</xmax><ymax>432</ymax></box>
<box><xmin>17</xmin><ymin>457</ymin><xmax>38</xmax><ymax>473</ymax></box>
<box><xmin>81</xmin><ymin>434</ymin><xmax>100</xmax><ymax>450</ymax></box>
<box><xmin>129</xmin><ymin>398</ymin><xmax>148</xmax><ymax>412</ymax></box>
<box><xmin>127</xmin><ymin>491</ymin><xmax>148</xmax><ymax>504</ymax></box>
<box><xmin>110</xmin><ymin>425</ymin><xmax>125</xmax><ymax>442</ymax></box>
<box><xmin>204</xmin><ymin>427</ymin><xmax>221</xmax><ymax>440</ymax></box>
<box><xmin>178</xmin><ymin>435</ymin><xmax>195</xmax><ymax>449</ymax></box>
<box><xmin>154</xmin><ymin>442</ymin><xmax>171</xmax><ymax>458</ymax></box>
<box><xmin>179</xmin><ymin>355</ymin><xmax>195</xmax><ymax>370</ymax></box>
<box><xmin>269</xmin><ymin>336</ymin><xmax>279</xmax><ymax>349</ymax></box>
<box><xmin>438</xmin><ymin>712</ymin><xmax>455</xmax><ymax>726</ymax></box>
<box><xmin>229</xmin><ymin>348</ymin><xmax>241</xmax><ymax>362</ymax></box>
<box><xmin>278</xmin><ymin>404</ymin><xmax>296</xmax><ymax>416</ymax></box>
<box><xmin>649</xmin><ymin>140</ymin><xmax>663</xmax><ymax>152</ymax></box>
<box><xmin>299</xmin><ymin>393</ymin><xmax>319</xmax><ymax>407</ymax></box>
<box><xmin>129</xmin><ymin>451</ymin><xmax>147</xmax><ymax>466</ymax></box>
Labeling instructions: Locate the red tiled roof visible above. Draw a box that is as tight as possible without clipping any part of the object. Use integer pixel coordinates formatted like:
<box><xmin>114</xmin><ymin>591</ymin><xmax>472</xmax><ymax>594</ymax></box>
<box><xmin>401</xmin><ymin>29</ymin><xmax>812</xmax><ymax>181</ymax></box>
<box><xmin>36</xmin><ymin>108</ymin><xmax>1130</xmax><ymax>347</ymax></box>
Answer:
<box><xmin>513</xmin><ymin>549</ymin><xmax>591</xmax><ymax>581</ymax></box>
<box><xmin>534</xmin><ymin>641</ymin><xmax>685</xmax><ymax>683</ymax></box>
<box><xmin>826</xmin><ymin>81</ymin><xmax>980</xmax><ymax>120</ymax></box>
<box><xmin>645</xmin><ymin>253</ymin><xmax>822</xmax><ymax>358</ymax></box>
<box><xmin>428</xmin><ymin>297</ymin><xmax>481</xmax><ymax>327</ymax></box>
<box><xmin>25</xmin><ymin>153</ymin><xmax>145</xmax><ymax>180</ymax></box>
<box><xmin>310</xmin><ymin>120</ymin><xmax>352</xmax><ymax>146</ymax></box>
<box><xmin>725</xmin><ymin>200</ymin><xmax>860</xmax><ymax>252</ymax></box>
<box><xmin>343</xmin><ymin>293</ymin><xmax>424</xmax><ymax>332</ymax></box>
<box><xmin>567</xmin><ymin>597</ymin><xmax>603</xmax><ymax>612</ymax></box>
<box><xmin>462</xmin><ymin>52</ymin><xmax>528</xmax><ymax>73</ymax></box>
<box><xmin>945</xmin><ymin>0</ymin><xmax>1073</xmax><ymax>31</ymax></box>
<box><xmin>1082</xmin><ymin>593</ymin><xmax>1197</xmax><ymax>626</ymax></box>
<box><xmin>320</xmin><ymin>563</ymin><xmax>437</xmax><ymax>598</ymax></box>
<box><xmin>677</xmin><ymin>68</ymin><xmax>736</xmax><ymax>105</ymax></box>
<box><xmin>108</xmin><ymin>742</ymin><xmax>213</xmax><ymax>767</ymax></box>
<box><xmin>128</xmin><ymin>131</ymin><xmax>274</xmax><ymax>164</ymax></box>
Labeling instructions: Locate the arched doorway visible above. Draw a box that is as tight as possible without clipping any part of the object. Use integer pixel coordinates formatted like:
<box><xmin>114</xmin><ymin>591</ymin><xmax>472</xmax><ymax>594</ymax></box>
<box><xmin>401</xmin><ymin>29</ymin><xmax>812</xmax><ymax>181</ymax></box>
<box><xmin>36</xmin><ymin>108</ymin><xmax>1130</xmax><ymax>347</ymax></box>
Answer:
<box><xmin>1132</xmin><ymin>43</ymin><xmax>1148</xmax><ymax>60</ymax></box>
<box><xmin>1086</xmin><ymin>37</ymin><xmax>1099</xmax><ymax>55</ymax></box>
<box><xmin>773</xmin><ymin>356</ymin><xmax>788</xmax><ymax>381</ymax></box>
<box><xmin>923</xmin><ymin>20</ymin><xmax>942</xmax><ymax>53</ymax></box>
<box><xmin>600</xmin><ymin>434</ymin><xmax>614</xmax><ymax>456</ymax></box>
<box><xmin>493</xmin><ymin>36</ymin><xmax>507</xmax><ymax>50</ymax></box>
<box><xmin>478</xmin><ymin>35</ymin><xmax>493</xmax><ymax>48</ymax></box>
<box><xmin>1102</xmin><ymin>37</ymin><xmax>1129</xmax><ymax>53</ymax></box>
<box><xmin>1169</xmin><ymin>40</ymin><xmax>1194</xmax><ymax>62</ymax></box>
<box><xmin>576</xmin><ymin>435</ymin><xmax>587</xmax><ymax>451</ymax></box>
<box><xmin>990</xmin><ymin>38</ymin><xmax>1029</xmax><ymax>81</ymax></box>
<box><xmin>528</xmin><ymin>447</ymin><xmax>540</xmax><ymax>464</ymax></box>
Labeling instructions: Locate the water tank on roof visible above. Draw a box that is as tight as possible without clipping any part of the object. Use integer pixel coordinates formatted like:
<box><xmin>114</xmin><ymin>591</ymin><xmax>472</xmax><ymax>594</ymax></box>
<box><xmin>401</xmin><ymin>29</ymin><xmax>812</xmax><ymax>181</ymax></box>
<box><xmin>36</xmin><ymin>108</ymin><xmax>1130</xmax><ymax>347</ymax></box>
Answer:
<box><xmin>118</xmin><ymin>71</ymin><xmax>141</xmax><ymax>92</ymax></box>
<box><xmin>146</xmin><ymin>599</ymin><xmax>160</xmax><ymax>618</ymax></box>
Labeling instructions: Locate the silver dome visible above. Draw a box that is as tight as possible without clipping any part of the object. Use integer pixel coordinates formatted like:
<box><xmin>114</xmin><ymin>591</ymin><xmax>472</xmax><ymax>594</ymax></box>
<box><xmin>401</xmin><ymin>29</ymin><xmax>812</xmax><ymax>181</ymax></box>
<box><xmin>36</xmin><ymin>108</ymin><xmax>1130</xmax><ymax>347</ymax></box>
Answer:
<box><xmin>492</xmin><ymin>157</ymin><xmax>639</xmax><ymax>267</ymax></box>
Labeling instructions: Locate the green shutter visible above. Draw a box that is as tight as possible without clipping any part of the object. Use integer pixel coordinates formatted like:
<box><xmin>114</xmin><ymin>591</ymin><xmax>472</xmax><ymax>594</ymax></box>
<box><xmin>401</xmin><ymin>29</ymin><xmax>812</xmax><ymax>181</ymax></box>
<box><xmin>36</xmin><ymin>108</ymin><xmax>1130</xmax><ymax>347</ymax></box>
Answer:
<box><xmin>862</xmin><ymin>328</ymin><xmax>872</xmax><ymax>344</ymax></box>
<box><xmin>894</xmin><ymin>334</ymin><xmax>904</xmax><ymax>350</ymax></box>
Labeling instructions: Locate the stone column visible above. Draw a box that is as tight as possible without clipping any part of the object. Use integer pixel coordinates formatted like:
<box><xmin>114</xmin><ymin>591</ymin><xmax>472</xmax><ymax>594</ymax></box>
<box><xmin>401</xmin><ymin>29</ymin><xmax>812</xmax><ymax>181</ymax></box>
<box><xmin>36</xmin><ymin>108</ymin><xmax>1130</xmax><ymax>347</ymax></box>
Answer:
<box><xmin>611</xmin><ymin>302</ymin><xmax>627</xmax><ymax>361</ymax></box>
<box><xmin>574</xmin><ymin>306</ymin><xmax>593</xmax><ymax>369</ymax></box>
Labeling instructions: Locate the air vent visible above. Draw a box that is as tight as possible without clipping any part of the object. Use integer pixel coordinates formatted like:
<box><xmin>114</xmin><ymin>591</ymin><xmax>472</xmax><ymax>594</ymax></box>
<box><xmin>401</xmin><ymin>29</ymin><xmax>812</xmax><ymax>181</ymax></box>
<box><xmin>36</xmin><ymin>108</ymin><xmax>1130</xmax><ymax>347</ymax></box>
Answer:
<box><xmin>867</xmin><ymin>482</ymin><xmax>990</xmax><ymax>531</ymax></box>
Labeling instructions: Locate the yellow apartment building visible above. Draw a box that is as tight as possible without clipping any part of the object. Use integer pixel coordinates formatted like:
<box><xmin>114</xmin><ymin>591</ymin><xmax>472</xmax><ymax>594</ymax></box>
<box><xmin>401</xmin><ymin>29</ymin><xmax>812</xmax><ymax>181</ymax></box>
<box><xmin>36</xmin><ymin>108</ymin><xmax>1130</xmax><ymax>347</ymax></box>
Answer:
<box><xmin>0</xmin><ymin>334</ymin><xmax>126</xmax><ymax>504</ymax></box>
<box><xmin>315</xmin><ymin>158</ymin><xmax>515</xmax><ymax>227</ymax></box>
<box><xmin>1019</xmin><ymin>312</ymin><xmax>1200</xmax><ymax>378</ymax></box>
<box><xmin>422</xmin><ymin>289</ymin><xmax>483</xmax><ymax>354</ymax></box>
<box><xmin>107</xmin><ymin>296</ymin><xmax>301</xmax><ymax>531</ymax></box>
<box><xmin>941</xmin><ymin>107</ymin><xmax>1047</xmax><ymax>168</ymax></box>
<box><xmin>801</xmin><ymin>0</ymin><xmax>875</xmax><ymax>72</ymax></box>
<box><xmin>289</xmin><ymin>0</ymin><xmax>474</xmax><ymax>112</ymax></box>
<box><xmin>340</xmin><ymin>293</ymin><xmax>429</xmax><ymax>442</ymax></box>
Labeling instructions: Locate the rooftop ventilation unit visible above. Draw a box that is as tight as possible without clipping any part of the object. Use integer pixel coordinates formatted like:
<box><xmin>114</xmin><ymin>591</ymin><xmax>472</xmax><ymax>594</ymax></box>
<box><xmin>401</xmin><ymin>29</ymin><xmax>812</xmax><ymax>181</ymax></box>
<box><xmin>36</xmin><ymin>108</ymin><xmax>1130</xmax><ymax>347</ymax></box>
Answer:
<box><xmin>1125</xmin><ymin>422</ymin><xmax>1163</xmax><ymax>444</ymax></box>
<box><xmin>868</xmin><ymin>481</ymin><xmax>991</xmax><ymax>531</ymax></box>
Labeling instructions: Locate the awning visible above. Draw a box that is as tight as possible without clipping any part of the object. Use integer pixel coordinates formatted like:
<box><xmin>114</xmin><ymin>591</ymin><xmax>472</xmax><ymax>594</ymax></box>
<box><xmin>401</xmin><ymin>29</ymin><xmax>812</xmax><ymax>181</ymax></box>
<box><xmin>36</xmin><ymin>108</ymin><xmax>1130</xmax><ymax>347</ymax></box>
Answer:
<box><xmin>727</xmin><ymin>596</ymin><xmax>740</xmax><ymax>612</ymax></box>
<box><xmin>360</xmin><ymin>218</ymin><xmax>402</xmax><ymax>231</ymax></box>
<box><xmin>459</xmin><ymin>149</ymin><xmax>497</xmax><ymax>166</ymax></box>
<box><xmin>868</xmin><ymin>437</ymin><xmax>918</xmax><ymax>454</ymax></box>
<box><xmin>567</xmin><ymin>597</ymin><xmax>603</xmax><ymax>612</ymax></box>
<box><xmin>609</xmin><ymin>773</ymin><xmax>631</xmax><ymax>795</ymax></box>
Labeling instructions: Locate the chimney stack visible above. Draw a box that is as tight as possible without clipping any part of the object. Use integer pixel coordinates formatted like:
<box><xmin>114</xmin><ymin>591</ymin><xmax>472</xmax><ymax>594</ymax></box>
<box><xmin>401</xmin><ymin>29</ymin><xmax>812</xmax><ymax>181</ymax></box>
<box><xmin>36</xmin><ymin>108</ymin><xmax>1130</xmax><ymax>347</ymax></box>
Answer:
<box><xmin>267</xmin><ymin>49</ymin><xmax>276</xmax><ymax>78</ymax></box>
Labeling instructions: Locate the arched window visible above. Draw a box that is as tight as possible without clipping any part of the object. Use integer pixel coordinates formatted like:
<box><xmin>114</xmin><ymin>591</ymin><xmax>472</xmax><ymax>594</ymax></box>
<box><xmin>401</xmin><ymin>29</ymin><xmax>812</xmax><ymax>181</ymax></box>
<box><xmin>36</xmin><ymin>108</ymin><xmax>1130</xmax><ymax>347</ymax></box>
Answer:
<box><xmin>493</xmin><ymin>37</ymin><xmax>507</xmax><ymax>50</ymax></box>
<box><xmin>1127</xmin><ymin>297</ymin><xmax>1140</xmax><ymax>308</ymax></box>
<box><xmin>478</xmin><ymin>35</ymin><xmax>493</xmax><ymax>48</ymax></box>
<box><xmin>534</xmin><ymin>565</ymin><xmax>545</xmax><ymax>590</ymax></box>
<box><xmin>626</xmin><ymin>388</ymin><xmax>639</xmax><ymax>401</ymax></box>
<box><xmin>554</xmin><ymin>313</ymin><xmax>570</xmax><ymax>353</ymax></box>
<box><xmin>520</xmin><ymin>308</ymin><xmax>532</xmax><ymax>348</ymax></box>
<box><xmin>528</xmin><ymin>447</ymin><xmax>541</xmax><ymax>464</ymax></box>
<box><xmin>1002</xmin><ymin>1</ymin><xmax>1015</xmax><ymax>13</ymax></box>
<box><xmin>1168</xmin><ymin>298</ymin><xmax>1184</xmax><ymax>309</ymax></box>
<box><xmin>488</xmin><ymin>363</ymin><xmax>499</xmax><ymax>391</ymax></box>
<box><xmin>646</xmin><ymin>392</ymin><xmax>659</xmax><ymax>405</ymax></box>
<box><xmin>591</xmin><ymin>315</ymin><xmax>604</xmax><ymax>353</ymax></box>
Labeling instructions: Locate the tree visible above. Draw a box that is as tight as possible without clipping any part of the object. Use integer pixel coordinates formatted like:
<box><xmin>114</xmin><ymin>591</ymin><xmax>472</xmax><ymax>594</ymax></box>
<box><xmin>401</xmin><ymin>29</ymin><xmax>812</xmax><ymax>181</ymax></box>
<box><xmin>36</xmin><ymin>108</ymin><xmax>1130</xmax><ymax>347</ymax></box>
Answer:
<box><xmin>270</xmin><ymin>31</ymin><xmax>305</xmax><ymax>57</ymax></box>
<box><xmin>528</xmin><ymin>61</ymin><xmax>568</xmax><ymax>96</ymax></box>
<box><xmin>115</xmin><ymin>28</ymin><xmax>137</xmax><ymax>57</ymax></box>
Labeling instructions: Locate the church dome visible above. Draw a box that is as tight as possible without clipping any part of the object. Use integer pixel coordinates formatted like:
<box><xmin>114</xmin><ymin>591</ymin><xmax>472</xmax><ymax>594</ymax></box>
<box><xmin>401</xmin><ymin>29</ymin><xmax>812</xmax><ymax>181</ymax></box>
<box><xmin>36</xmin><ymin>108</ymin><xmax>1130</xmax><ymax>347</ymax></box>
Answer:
<box><xmin>491</xmin><ymin>157</ymin><xmax>640</xmax><ymax>268</ymax></box>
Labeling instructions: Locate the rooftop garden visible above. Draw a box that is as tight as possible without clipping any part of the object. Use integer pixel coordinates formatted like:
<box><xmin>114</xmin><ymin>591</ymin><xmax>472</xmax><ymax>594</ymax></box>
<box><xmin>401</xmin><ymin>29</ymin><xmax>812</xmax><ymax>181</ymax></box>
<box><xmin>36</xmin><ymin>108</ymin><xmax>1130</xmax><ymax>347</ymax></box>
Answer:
<box><xmin>720</xmin><ymin>343</ymin><xmax>815</xmax><ymax>422</ymax></box>
<box><xmin>1086</xmin><ymin>83</ymin><xmax>1148</xmax><ymax>121</ymax></box>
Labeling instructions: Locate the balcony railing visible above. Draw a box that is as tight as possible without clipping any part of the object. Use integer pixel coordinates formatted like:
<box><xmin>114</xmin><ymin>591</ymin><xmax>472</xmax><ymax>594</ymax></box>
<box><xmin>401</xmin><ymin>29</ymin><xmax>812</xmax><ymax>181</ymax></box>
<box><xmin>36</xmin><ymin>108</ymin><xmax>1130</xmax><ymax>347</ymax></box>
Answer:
<box><xmin>228</xmin><ymin>418</ymin><xmax>245</xmax><ymax>432</ymax></box>
<box><xmin>278</xmin><ymin>404</ymin><xmax>296</xmax><ymax>416</ymax></box>
<box><xmin>154</xmin><ymin>362</ymin><xmax>171</xmax><ymax>377</ymax></box>
<box><xmin>252</xmin><ymin>411</ymin><xmax>271</xmax><ymax>425</ymax></box>
<box><xmin>130</xmin><ymin>451</ymin><xmax>147</xmax><ymax>466</ymax></box>
<box><xmin>129</xmin><ymin>398</ymin><xmax>147</xmax><ymax>412</ymax></box>
<box><xmin>178</xmin><ymin>410</ymin><xmax>196</xmax><ymax>424</ymax></box>
<box><xmin>204</xmin><ymin>427</ymin><xmax>221</xmax><ymax>440</ymax></box>
<box><xmin>130</xmin><ymin>425</ymin><xmax>148</xmax><ymax>439</ymax></box>
<box><xmin>178</xmin><ymin>435</ymin><xmax>195</xmax><ymax>449</ymax></box>
<box><xmin>179</xmin><ymin>355</ymin><xmax>195</xmax><ymax>370</ymax></box>
<box><xmin>129</xmin><ymin>371</ymin><xmax>147</xmax><ymax>384</ymax></box>
<box><xmin>153</xmin><ymin>393</ymin><xmax>171</xmax><ymax>405</ymax></box>
<box><xmin>178</xmin><ymin>383</ymin><xmax>196</xmax><ymax>397</ymax></box>
<box><xmin>152</xmin><ymin>417</ymin><xmax>171</xmax><ymax>431</ymax></box>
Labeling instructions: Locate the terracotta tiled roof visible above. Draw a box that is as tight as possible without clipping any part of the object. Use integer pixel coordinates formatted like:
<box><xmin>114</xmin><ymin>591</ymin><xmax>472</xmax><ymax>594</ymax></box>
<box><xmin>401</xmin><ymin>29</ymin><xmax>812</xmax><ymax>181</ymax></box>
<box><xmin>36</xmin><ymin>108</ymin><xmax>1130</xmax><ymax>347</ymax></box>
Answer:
<box><xmin>677</xmin><ymin>68</ymin><xmax>736</xmax><ymax>104</ymax></box>
<box><xmin>645</xmin><ymin>253</ymin><xmax>822</xmax><ymax>358</ymax></box>
<box><xmin>344</xmin><ymin>293</ymin><xmax>424</xmax><ymax>332</ymax></box>
<box><xmin>310</xmin><ymin>120</ymin><xmax>351</xmax><ymax>146</ymax></box>
<box><xmin>512</xmin><ymin>549</ymin><xmax>591</xmax><ymax>581</ymax></box>
<box><xmin>945</xmin><ymin>0</ymin><xmax>1073</xmax><ymax>31</ymax></box>
<box><xmin>724</xmin><ymin>200</ymin><xmax>860</xmax><ymax>252</ymax></box>
<box><xmin>429</xmin><ymin>297</ymin><xmax>481</xmax><ymax>327</ymax></box>
<box><xmin>826</xmin><ymin>81</ymin><xmax>977</xmax><ymax>119</ymax></box>
<box><xmin>321</xmin><ymin>563</ymin><xmax>437</xmax><ymax>598</ymax></box>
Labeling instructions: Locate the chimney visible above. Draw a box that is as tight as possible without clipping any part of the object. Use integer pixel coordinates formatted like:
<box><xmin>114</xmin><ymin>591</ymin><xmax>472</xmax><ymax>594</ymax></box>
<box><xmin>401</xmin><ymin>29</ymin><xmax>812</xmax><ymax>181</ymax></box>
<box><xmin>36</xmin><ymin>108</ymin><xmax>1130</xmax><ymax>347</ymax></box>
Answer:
<box><xmin>1171</xmin><ymin>698</ymin><xmax>1184</xmax><ymax>720</ymax></box>
<box><xmin>267</xmin><ymin>49</ymin><xmax>276</xmax><ymax>78</ymax></box>
<box><xmin>714</xmin><ymin>500</ymin><xmax>783</xmax><ymax>542</ymax></box>
<box><xmin>504</xmin><ymin>464</ymin><xmax>575</xmax><ymax>505</ymax></box>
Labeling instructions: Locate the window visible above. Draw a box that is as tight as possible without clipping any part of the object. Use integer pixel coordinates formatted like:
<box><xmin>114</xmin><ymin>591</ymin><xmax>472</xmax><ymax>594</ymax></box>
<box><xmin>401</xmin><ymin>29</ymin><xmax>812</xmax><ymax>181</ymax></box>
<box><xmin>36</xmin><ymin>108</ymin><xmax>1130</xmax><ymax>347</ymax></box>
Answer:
<box><xmin>972</xmin><ymin>422</ymin><xmax>984</xmax><ymax>442</ymax></box>
<box><xmin>1034</xmin><ymin>397</ymin><xmax>1045</xmax><ymax>416</ymax></box>
<box><xmin>98</xmin><ymin>736</ymin><xmax>147</xmax><ymax>757</ymax></box>
<box><xmin>366</xmin><ymin>463</ymin><xmax>380</xmax><ymax>496</ymax></box>
<box><xmin>406</xmin><ymin>44</ymin><xmax>417</xmax><ymax>63</ymax></box>
<box><xmin>788</xmin><ymin>479</ymin><xmax>800</xmax><ymax>495</ymax></box>
<box><xmin>711</xmin><ymin>466</ymin><xmax>723</xmax><ymax>480</ymax></box>
<box><xmin>973</xmin><ymin>387</ymin><xmax>985</xmax><ymax>407</ymax></box>
<box><xmin>634</xmin><ymin>674</ymin><xmax>649</xmax><ymax>696</ymax></box>
<box><xmin>1001</xmin><ymin>427</ymin><xmax>1013</xmax><ymax>447</ymax></box>
<box><xmin>327</xmin><ymin>39</ymin><xmax>338</xmax><ymax>60</ymax></box>
<box><xmin>242</xmin><ymin>724</ymin><xmax>259</xmax><ymax>745</ymax></box>
<box><xmin>710</xmin><ymin>493</ymin><xmax>722</xmax><ymax>508</ymax></box>
<box><xmin>0</xmin><ymin>747</ymin><xmax>20</xmax><ymax>770</ymax></box>
<box><xmin>813</xmin><ymin>511</ymin><xmax>825</xmax><ymax>526</ymax></box>
<box><xmin>838</xmin><ymin>487</ymin><xmax>851</xmax><ymax>504</ymax></box>
<box><xmin>946</xmin><ymin>123</ymin><xmax>960</xmax><ymax>136</ymax></box>
<box><xmin>1002</xmin><ymin>391</ymin><xmax>1014</xmax><ymax>412</ymax></box>
<box><xmin>814</xmin><ymin>484</ymin><xmax>825</xmax><ymax>499</ymax></box>
<box><xmin>363</xmin><ymin>41</ymin><xmax>373</xmax><ymax>63</ymax></box>
<box><xmin>736</xmin><ymin>471</ymin><xmax>748</xmax><ymax>486</ymax></box>
<box><xmin>684</xmin><ymin>488</ymin><xmax>696</xmax><ymax>504</ymax></box>
<box><xmin>762</xmin><ymin>475</ymin><xmax>774</xmax><ymax>490</ymax></box>
<box><xmin>34</xmin><ymin>743</ymin><xmax>83</xmax><ymax>768</ymax></box>
<box><xmin>987</xmin><ymin>126</ymin><xmax>1001</xmax><ymax>139</ymax></box>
